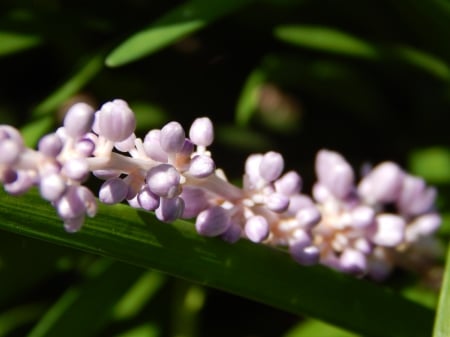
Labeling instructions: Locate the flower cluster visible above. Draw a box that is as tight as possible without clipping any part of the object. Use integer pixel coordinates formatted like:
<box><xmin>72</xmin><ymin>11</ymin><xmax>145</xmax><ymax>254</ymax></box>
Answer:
<box><xmin>0</xmin><ymin>99</ymin><xmax>442</xmax><ymax>279</ymax></box>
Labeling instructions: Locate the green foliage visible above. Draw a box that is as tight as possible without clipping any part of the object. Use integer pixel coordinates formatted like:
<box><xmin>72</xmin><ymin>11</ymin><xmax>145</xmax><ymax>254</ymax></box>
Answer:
<box><xmin>0</xmin><ymin>1</ymin><xmax>449</xmax><ymax>336</ymax></box>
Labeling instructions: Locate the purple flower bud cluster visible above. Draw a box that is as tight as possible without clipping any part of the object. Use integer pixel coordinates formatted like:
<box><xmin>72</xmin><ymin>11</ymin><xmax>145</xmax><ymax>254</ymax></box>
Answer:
<box><xmin>0</xmin><ymin>99</ymin><xmax>442</xmax><ymax>280</ymax></box>
<box><xmin>311</xmin><ymin>150</ymin><xmax>441</xmax><ymax>279</ymax></box>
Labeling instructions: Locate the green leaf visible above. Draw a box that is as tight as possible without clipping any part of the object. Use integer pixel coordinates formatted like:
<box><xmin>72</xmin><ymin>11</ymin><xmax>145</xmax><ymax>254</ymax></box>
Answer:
<box><xmin>0</xmin><ymin>302</ymin><xmax>48</xmax><ymax>337</ymax></box>
<box><xmin>0</xmin><ymin>31</ymin><xmax>42</xmax><ymax>57</ymax></box>
<box><xmin>20</xmin><ymin>116</ymin><xmax>54</xmax><ymax>148</ymax></box>
<box><xmin>27</xmin><ymin>259</ymin><xmax>144</xmax><ymax>337</ymax></box>
<box><xmin>113</xmin><ymin>323</ymin><xmax>160</xmax><ymax>337</ymax></box>
<box><xmin>0</xmin><ymin>189</ymin><xmax>434</xmax><ymax>337</ymax></box>
<box><xmin>433</xmin><ymin>244</ymin><xmax>450</xmax><ymax>337</ymax></box>
<box><xmin>284</xmin><ymin>319</ymin><xmax>359</xmax><ymax>337</ymax></box>
<box><xmin>274</xmin><ymin>25</ymin><xmax>450</xmax><ymax>80</ymax></box>
<box><xmin>235</xmin><ymin>68</ymin><xmax>266</xmax><ymax>127</ymax></box>
<box><xmin>409</xmin><ymin>147</ymin><xmax>450</xmax><ymax>184</ymax></box>
<box><xmin>274</xmin><ymin>25</ymin><xmax>379</xmax><ymax>60</ymax></box>
<box><xmin>105</xmin><ymin>0</ymin><xmax>254</xmax><ymax>67</ymax></box>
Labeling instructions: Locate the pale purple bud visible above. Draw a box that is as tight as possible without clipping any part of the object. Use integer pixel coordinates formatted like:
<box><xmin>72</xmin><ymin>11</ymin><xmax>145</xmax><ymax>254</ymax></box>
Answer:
<box><xmin>115</xmin><ymin>133</ymin><xmax>136</xmax><ymax>152</ymax></box>
<box><xmin>39</xmin><ymin>173</ymin><xmax>66</xmax><ymax>201</ymax></box>
<box><xmin>4</xmin><ymin>171</ymin><xmax>35</xmax><ymax>195</ymax></box>
<box><xmin>340</xmin><ymin>248</ymin><xmax>367</xmax><ymax>274</ymax></box>
<box><xmin>146</xmin><ymin>164</ymin><xmax>181</xmax><ymax>198</ymax></box>
<box><xmin>398</xmin><ymin>176</ymin><xmax>436</xmax><ymax>216</ymax></box>
<box><xmin>287</xmin><ymin>194</ymin><xmax>315</xmax><ymax>215</ymax></box>
<box><xmin>315</xmin><ymin>150</ymin><xmax>354</xmax><ymax>199</ymax></box>
<box><xmin>143</xmin><ymin>130</ymin><xmax>168</xmax><ymax>162</ymax></box>
<box><xmin>77</xmin><ymin>186</ymin><xmax>97</xmax><ymax>217</ymax></box>
<box><xmin>64</xmin><ymin>215</ymin><xmax>85</xmax><ymax>233</ymax></box>
<box><xmin>289</xmin><ymin>233</ymin><xmax>319</xmax><ymax>265</ymax></box>
<box><xmin>56</xmin><ymin>186</ymin><xmax>87</xmax><ymax>219</ymax></box>
<box><xmin>97</xmin><ymin>99</ymin><xmax>136</xmax><ymax>142</ymax></box>
<box><xmin>195</xmin><ymin>206</ymin><xmax>231</xmax><ymax>237</ymax></box>
<box><xmin>75</xmin><ymin>138</ymin><xmax>95</xmax><ymax>157</ymax></box>
<box><xmin>179</xmin><ymin>139</ymin><xmax>195</xmax><ymax>157</ymax></box>
<box><xmin>155</xmin><ymin>197</ymin><xmax>184</xmax><ymax>222</ymax></box>
<box><xmin>1</xmin><ymin>168</ymin><xmax>17</xmax><ymax>184</ymax></box>
<box><xmin>180</xmin><ymin>186</ymin><xmax>209</xmax><ymax>218</ymax></box>
<box><xmin>221</xmin><ymin>222</ymin><xmax>242</xmax><ymax>243</ymax></box>
<box><xmin>99</xmin><ymin>178</ymin><xmax>129</xmax><ymax>204</ymax></box>
<box><xmin>312</xmin><ymin>183</ymin><xmax>332</xmax><ymax>203</ymax></box>
<box><xmin>137</xmin><ymin>185</ymin><xmax>160</xmax><ymax>211</ymax></box>
<box><xmin>127</xmin><ymin>195</ymin><xmax>141</xmax><ymax>208</ymax></box>
<box><xmin>370</xmin><ymin>214</ymin><xmax>405</xmax><ymax>247</ymax></box>
<box><xmin>358</xmin><ymin>162</ymin><xmax>404</xmax><ymax>204</ymax></box>
<box><xmin>296</xmin><ymin>206</ymin><xmax>321</xmax><ymax>229</ymax></box>
<box><xmin>64</xmin><ymin>103</ymin><xmax>95</xmax><ymax>138</ymax></box>
<box><xmin>274</xmin><ymin>171</ymin><xmax>302</xmax><ymax>196</ymax></box>
<box><xmin>244</xmin><ymin>154</ymin><xmax>263</xmax><ymax>186</ymax></box>
<box><xmin>38</xmin><ymin>133</ymin><xmax>63</xmax><ymax>157</ymax></box>
<box><xmin>354</xmin><ymin>238</ymin><xmax>372</xmax><ymax>254</ymax></box>
<box><xmin>188</xmin><ymin>155</ymin><xmax>215</xmax><ymax>178</ymax></box>
<box><xmin>0</xmin><ymin>139</ymin><xmax>21</xmax><ymax>165</ymax></box>
<box><xmin>245</xmin><ymin>215</ymin><xmax>269</xmax><ymax>242</ymax></box>
<box><xmin>160</xmin><ymin>122</ymin><xmax>185</xmax><ymax>153</ymax></box>
<box><xmin>265</xmin><ymin>193</ymin><xmax>290</xmax><ymax>212</ymax></box>
<box><xmin>62</xmin><ymin>158</ymin><xmax>89</xmax><ymax>181</ymax></box>
<box><xmin>406</xmin><ymin>213</ymin><xmax>441</xmax><ymax>240</ymax></box>
<box><xmin>189</xmin><ymin>117</ymin><xmax>214</xmax><ymax>147</ymax></box>
<box><xmin>93</xmin><ymin>169</ymin><xmax>121</xmax><ymax>179</ymax></box>
<box><xmin>259</xmin><ymin>151</ymin><xmax>284</xmax><ymax>182</ymax></box>
<box><xmin>0</xmin><ymin>125</ymin><xmax>23</xmax><ymax>145</ymax></box>
<box><xmin>351</xmin><ymin>205</ymin><xmax>375</xmax><ymax>228</ymax></box>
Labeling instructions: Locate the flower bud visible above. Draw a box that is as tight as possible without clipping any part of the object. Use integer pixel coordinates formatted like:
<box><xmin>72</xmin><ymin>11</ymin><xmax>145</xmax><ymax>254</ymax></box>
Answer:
<box><xmin>160</xmin><ymin>121</ymin><xmax>185</xmax><ymax>153</ymax></box>
<box><xmin>39</xmin><ymin>173</ymin><xmax>66</xmax><ymax>201</ymax></box>
<box><xmin>265</xmin><ymin>193</ymin><xmax>289</xmax><ymax>213</ymax></box>
<box><xmin>289</xmin><ymin>232</ymin><xmax>319</xmax><ymax>265</ymax></box>
<box><xmin>296</xmin><ymin>206</ymin><xmax>321</xmax><ymax>229</ymax></box>
<box><xmin>274</xmin><ymin>171</ymin><xmax>302</xmax><ymax>196</ymax></box>
<box><xmin>97</xmin><ymin>99</ymin><xmax>136</xmax><ymax>142</ymax></box>
<box><xmin>64</xmin><ymin>102</ymin><xmax>95</xmax><ymax>138</ymax></box>
<box><xmin>63</xmin><ymin>215</ymin><xmax>85</xmax><ymax>233</ymax></box>
<box><xmin>245</xmin><ymin>215</ymin><xmax>269</xmax><ymax>242</ymax></box>
<box><xmin>62</xmin><ymin>158</ymin><xmax>89</xmax><ymax>181</ymax></box>
<box><xmin>259</xmin><ymin>151</ymin><xmax>284</xmax><ymax>182</ymax></box>
<box><xmin>0</xmin><ymin>139</ymin><xmax>21</xmax><ymax>165</ymax></box>
<box><xmin>143</xmin><ymin>130</ymin><xmax>168</xmax><ymax>162</ymax></box>
<box><xmin>4</xmin><ymin>171</ymin><xmax>34</xmax><ymax>195</ymax></box>
<box><xmin>397</xmin><ymin>175</ymin><xmax>436</xmax><ymax>216</ymax></box>
<box><xmin>115</xmin><ymin>133</ymin><xmax>136</xmax><ymax>152</ymax></box>
<box><xmin>99</xmin><ymin>177</ymin><xmax>129</xmax><ymax>204</ymax></box>
<box><xmin>38</xmin><ymin>133</ymin><xmax>63</xmax><ymax>157</ymax></box>
<box><xmin>137</xmin><ymin>185</ymin><xmax>160</xmax><ymax>211</ymax></box>
<box><xmin>351</xmin><ymin>205</ymin><xmax>375</xmax><ymax>228</ymax></box>
<box><xmin>221</xmin><ymin>222</ymin><xmax>242</xmax><ymax>243</ymax></box>
<box><xmin>315</xmin><ymin>150</ymin><xmax>354</xmax><ymax>199</ymax></box>
<box><xmin>188</xmin><ymin>155</ymin><xmax>215</xmax><ymax>178</ymax></box>
<box><xmin>146</xmin><ymin>164</ymin><xmax>181</xmax><ymax>198</ymax></box>
<box><xmin>195</xmin><ymin>206</ymin><xmax>230</xmax><ymax>237</ymax></box>
<box><xmin>180</xmin><ymin>186</ymin><xmax>209</xmax><ymax>218</ymax></box>
<box><xmin>358</xmin><ymin>162</ymin><xmax>404</xmax><ymax>204</ymax></box>
<box><xmin>56</xmin><ymin>186</ymin><xmax>87</xmax><ymax>219</ymax></box>
<box><xmin>189</xmin><ymin>117</ymin><xmax>214</xmax><ymax>147</ymax></box>
<box><xmin>340</xmin><ymin>248</ymin><xmax>367</xmax><ymax>274</ymax></box>
<box><xmin>370</xmin><ymin>214</ymin><xmax>405</xmax><ymax>247</ymax></box>
<box><xmin>155</xmin><ymin>197</ymin><xmax>184</xmax><ymax>222</ymax></box>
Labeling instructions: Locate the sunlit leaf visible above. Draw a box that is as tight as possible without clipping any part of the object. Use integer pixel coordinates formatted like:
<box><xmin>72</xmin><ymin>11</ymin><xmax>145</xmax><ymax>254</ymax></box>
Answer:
<box><xmin>409</xmin><ymin>147</ymin><xmax>450</xmax><ymax>184</ymax></box>
<box><xmin>0</xmin><ymin>31</ymin><xmax>42</xmax><ymax>57</ymax></box>
<box><xmin>433</xmin><ymin>244</ymin><xmax>450</xmax><ymax>337</ymax></box>
<box><xmin>0</xmin><ymin>189</ymin><xmax>434</xmax><ymax>337</ymax></box>
<box><xmin>284</xmin><ymin>319</ymin><xmax>359</xmax><ymax>337</ymax></box>
<box><xmin>105</xmin><ymin>0</ymin><xmax>254</xmax><ymax>67</ymax></box>
<box><xmin>235</xmin><ymin>68</ymin><xmax>266</xmax><ymax>127</ymax></box>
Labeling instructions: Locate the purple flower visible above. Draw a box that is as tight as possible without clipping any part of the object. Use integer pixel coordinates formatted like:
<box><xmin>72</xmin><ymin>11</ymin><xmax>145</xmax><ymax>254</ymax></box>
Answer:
<box><xmin>146</xmin><ymin>164</ymin><xmax>181</xmax><ymax>198</ymax></box>
<box><xmin>195</xmin><ymin>206</ymin><xmax>230</xmax><ymax>237</ymax></box>
<box><xmin>245</xmin><ymin>215</ymin><xmax>270</xmax><ymax>242</ymax></box>
<box><xmin>188</xmin><ymin>155</ymin><xmax>215</xmax><ymax>178</ymax></box>
<box><xmin>189</xmin><ymin>117</ymin><xmax>214</xmax><ymax>147</ymax></box>
<box><xmin>63</xmin><ymin>102</ymin><xmax>95</xmax><ymax>138</ymax></box>
<box><xmin>155</xmin><ymin>197</ymin><xmax>184</xmax><ymax>222</ymax></box>
<box><xmin>160</xmin><ymin>121</ymin><xmax>185</xmax><ymax>154</ymax></box>
<box><xmin>99</xmin><ymin>177</ymin><xmax>129</xmax><ymax>204</ymax></box>
<box><xmin>97</xmin><ymin>99</ymin><xmax>136</xmax><ymax>142</ymax></box>
<box><xmin>143</xmin><ymin>130</ymin><xmax>168</xmax><ymax>162</ymax></box>
<box><xmin>259</xmin><ymin>152</ymin><xmax>284</xmax><ymax>182</ymax></box>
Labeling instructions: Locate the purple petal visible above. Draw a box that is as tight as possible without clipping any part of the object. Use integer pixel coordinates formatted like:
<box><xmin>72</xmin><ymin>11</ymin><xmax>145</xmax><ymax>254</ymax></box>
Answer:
<box><xmin>188</xmin><ymin>155</ymin><xmax>215</xmax><ymax>178</ymax></box>
<box><xmin>97</xmin><ymin>99</ymin><xmax>136</xmax><ymax>142</ymax></box>
<box><xmin>370</xmin><ymin>214</ymin><xmax>405</xmax><ymax>247</ymax></box>
<box><xmin>137</xmin><ymin>185</ymin><xmax>160</xmax><ymax>211</ymax></box>
<box><xmin>63</xmin><ymin>102</ymin><xmax>95</xmax><ymax>138</ymax></box>
<box><xmin>259</xmin><ymin>151</ymin><xmax>284</xmax><ymax>182</ymax></box>
<box><xmin>39</xmin><ymin>173</ymin><xmax>66</xmax><ymax>201</ymax></box>
<box><xmin>156</xmin><ymin>197</ymin><xmax>184</xmax><ymax>222</ymax></box>
<box><xmin>38</xmin><ymin>133</ymin><xmax>63</xmax><ymax>157</ymax></box>
<box><xmin>160</xmin><ymin>121</ymin><xmax>185</xmax><ymax>153</ymax></box>
<box><xmin>274</xmin><ymin>171</ymin><xmax>302</xmax><ymax>196</ymax></box>
<box><xmin>99</xmin><ymin>177</ymin><xmax>129</xmax><ymax>204</ymax></box>
<box><xmin>143</xmin><ymin>129</ymin><xmax>168</xmax><ymax>162</ymax></box>
<box><xmin>146</xmin><ymin>164</ymin><xmax>181</xmax><ymax>198</ymax></box>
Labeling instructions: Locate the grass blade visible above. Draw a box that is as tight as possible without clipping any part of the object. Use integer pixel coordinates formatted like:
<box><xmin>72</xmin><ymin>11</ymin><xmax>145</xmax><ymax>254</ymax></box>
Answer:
<box><xmin>105</xmin><ymin>0</ymin><xmax>253</xmax><ymax>67</ymax></box>
<box><xmin>433</xmin><ymin>244</ymin><xmax>450</xmax><ymax>337</ymax></box>
<box><xmin>0</xmin><ymin>189</ymin><xmax>434</xmax><ymax>337</ymax></box>
<box><xmin>0</xmin><ymin>31</ymin><xmax>42</xmax><ymax>57</ymax></box>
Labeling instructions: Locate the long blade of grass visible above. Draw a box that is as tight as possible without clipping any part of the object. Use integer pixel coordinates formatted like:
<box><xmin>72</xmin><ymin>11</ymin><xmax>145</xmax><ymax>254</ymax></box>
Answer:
<box><xmin>433</xmin><ymin>243</ymin><xmax>450</xmax><ymax>337</ymax></box>
<box><xmin>105</xmin><ymin>0</ymin><xmax>254</xmax><ymax>67</ymax></box>
<box><xmin>0</xmin><ymin>31</ymin><xmax>42</xmax><ymax>57</ymax></box>
<box><xmin>0</xmin><ymin>189</ymin><xmax>434</xmax><ymax>337</ymax></box>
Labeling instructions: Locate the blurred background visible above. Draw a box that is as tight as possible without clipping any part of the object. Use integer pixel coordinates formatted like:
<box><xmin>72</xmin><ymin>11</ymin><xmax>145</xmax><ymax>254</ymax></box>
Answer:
<box><xmin>0</xmin><ymin>0</ymin><xmax>449</xmax><ymax>336</ymax></box>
